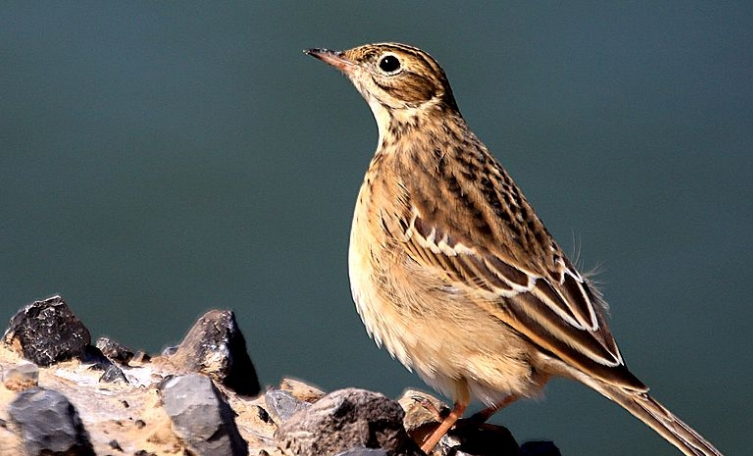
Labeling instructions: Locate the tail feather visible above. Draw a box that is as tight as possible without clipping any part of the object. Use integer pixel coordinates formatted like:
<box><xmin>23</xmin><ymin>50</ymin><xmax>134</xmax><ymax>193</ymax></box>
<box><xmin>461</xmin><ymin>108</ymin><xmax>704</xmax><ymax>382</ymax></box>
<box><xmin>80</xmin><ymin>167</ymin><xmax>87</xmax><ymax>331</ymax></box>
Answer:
<box><xmin>588</xmin><ymin>380</ymin><xmax>723</xmax><ymax>456</ymax></box>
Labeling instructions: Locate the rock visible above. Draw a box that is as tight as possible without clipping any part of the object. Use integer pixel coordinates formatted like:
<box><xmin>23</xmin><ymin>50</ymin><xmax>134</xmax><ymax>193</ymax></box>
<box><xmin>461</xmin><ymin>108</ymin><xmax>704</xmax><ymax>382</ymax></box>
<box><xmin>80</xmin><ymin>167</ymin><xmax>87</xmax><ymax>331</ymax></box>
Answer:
<box><xmin>0</xmin><ymin>297</ymin><xmax>545</xmax><ymax>456</ymax></box>
<box><xmin>335</xmin><ymin>448</ymin><xmax>391</xmax><ymax>456</ymax></box>
<box><xmin>169</xmin><ymin>309</ymin><xmax>261</xmax><ymax>396</ymax></box>
<box><xmin>98</xmin><ymin>364</ymin><xmax>129</xmax><ymax>384</ymax></box>
<box><xmin>244</xmin><ymin>403</ymin><xmax>279</xmax><ymax>442</ymax></box>
<box><xmin>398</xmin><ymin>390</ymin><xmax>519</xmax><ymax>456</ymax></box>
<box><xmin>279</xmin><ymin>377</ymin><xmax>326</xmax><ymax>403</ymax></box>
<box><xmin>275</xmin><ymin>388</ymin><xmax>422</xmax><ymax>456</ymax></box>
<box><xmin>520</xmin><ymin>441</ymin><xmax>560</xmax><ymax>456</ymax></box>
<box><xmin>399</xmin><ymin>389</ymin><xmax>448</xmax><ymax>436</ymax></box>
<box><xmin>131</xmin><ymin>351</ymin><xmax>151</xmax><ymax>364</ymax></box>
<box><xmin>7</xmin><ymin>387</ymin><xmax>95</xmax><ymax>456</ymax></box>
<box><xmin>442</xmin><ymin>424</ymin><xmax>520</xmax><ymax>456</ymax></box>
<box><xmin>160</xmin><ymin>373</ymin><xmax>249</xmax><ymax>456</ymax></box>
<box><xmin>265</xmin><ymin>388</ymin><xmax>311</xmax><ymax>423</ymax></box>
<box><xmin>2</xmin><ymin>295</ymin><xmax>91</xmax><ymax>366</ymax></box>
<box><xmin>108</xmin><ymin>439</ymin><xmax>124</xmax><ymax>451</ymax></box>
<box><xmin>2</xmin><ymin>362</ymin><xmax>39</xmax><ymax>392</ymax></box>
<box><xmin>96</xmin><ymin>336</ymin><xmax>135</xmax><ymax>364</ymax></box>
<box><xmin>161</xmin><ymin>344</ymin><xmax>179</xmax><ymax>356</ymax></box>
<box><xmin>80</xmin><ymin>344</ymin><xmax>114</xmax><ymax>365</ymax></box>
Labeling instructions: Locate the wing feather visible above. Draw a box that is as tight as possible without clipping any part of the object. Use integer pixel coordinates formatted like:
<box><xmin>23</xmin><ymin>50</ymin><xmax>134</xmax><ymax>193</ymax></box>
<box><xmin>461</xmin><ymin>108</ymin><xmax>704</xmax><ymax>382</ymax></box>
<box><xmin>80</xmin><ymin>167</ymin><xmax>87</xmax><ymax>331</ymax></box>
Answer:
<box><xmin>404</xmin><ymin>210</ymin><xmax>645</xmax><ymax>391</ymax></box>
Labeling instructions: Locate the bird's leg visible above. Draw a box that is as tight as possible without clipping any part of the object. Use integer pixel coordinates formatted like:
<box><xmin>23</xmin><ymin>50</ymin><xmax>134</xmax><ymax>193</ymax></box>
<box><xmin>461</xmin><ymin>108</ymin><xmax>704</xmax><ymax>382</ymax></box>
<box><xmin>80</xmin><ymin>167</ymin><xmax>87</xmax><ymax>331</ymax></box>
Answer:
<box><xmin>420</xmin><ymin>399</ymin><xmax>468</xmax><ymax>453</ymax></box>
<box><xmin>467</xmin><ymin>394</ymin><xmax>520</xmax><ymax>424</ymax></box>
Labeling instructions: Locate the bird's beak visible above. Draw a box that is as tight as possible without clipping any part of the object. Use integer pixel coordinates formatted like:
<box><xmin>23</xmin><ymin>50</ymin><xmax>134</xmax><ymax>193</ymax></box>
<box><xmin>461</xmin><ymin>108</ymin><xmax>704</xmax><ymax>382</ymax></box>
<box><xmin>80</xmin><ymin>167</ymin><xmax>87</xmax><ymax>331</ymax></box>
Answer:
<box><xmin>304</xmin><ymin>48</ymin><xmax>355</xmax><ymax>73</ymax></box>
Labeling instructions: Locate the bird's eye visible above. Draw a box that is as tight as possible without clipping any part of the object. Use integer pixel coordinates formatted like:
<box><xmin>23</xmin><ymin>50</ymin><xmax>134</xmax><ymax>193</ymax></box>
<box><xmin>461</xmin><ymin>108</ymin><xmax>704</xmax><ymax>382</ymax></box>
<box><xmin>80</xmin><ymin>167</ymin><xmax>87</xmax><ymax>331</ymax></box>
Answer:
<box><xmin>378</xmin><ymin>54</ymin><xmax>401</xmax><ymax>74</ymax></box>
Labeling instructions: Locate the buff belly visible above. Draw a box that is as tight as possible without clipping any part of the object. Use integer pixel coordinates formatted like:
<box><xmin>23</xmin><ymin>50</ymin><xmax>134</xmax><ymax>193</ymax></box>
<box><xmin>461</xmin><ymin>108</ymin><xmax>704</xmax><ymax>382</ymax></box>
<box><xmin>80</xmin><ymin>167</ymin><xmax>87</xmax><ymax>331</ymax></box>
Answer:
<box><xmin>348</xmin><ymin>207</ymin><xmax>549</xmax><ymax>405</ymax></box>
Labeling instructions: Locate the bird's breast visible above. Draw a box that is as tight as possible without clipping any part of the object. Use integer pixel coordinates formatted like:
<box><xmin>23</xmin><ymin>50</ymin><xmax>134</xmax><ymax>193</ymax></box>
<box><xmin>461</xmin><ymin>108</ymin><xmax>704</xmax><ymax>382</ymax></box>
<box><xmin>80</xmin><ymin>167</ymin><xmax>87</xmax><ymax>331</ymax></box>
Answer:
<box><xmin>347</xmin><ymin>172</ymin><xmax>548</xmax><ymax>403</ymax></box>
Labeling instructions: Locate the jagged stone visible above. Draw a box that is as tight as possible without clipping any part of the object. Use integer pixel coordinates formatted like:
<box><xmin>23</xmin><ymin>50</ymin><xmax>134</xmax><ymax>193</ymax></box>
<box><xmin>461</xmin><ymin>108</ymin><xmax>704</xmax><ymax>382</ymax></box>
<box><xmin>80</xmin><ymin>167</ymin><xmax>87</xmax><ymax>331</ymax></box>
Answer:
<box><xmin>441</xmin><ymin>424</ymin><xmax>520</xmax><ymax>456</ymax></box>
<box><xmin>8</xmin><ymin>387</ymin><xmax>95</xmax><ymax>456</ymax></box>
<box><xmin>169</xmin><ymin>309</ymin><xmax>260</xmax><ymax>396</ymax></box>
<box><xmin>161</xmin><ymin>373</ymin><xmax>249</xmax><ymax>456</ymax></box>
<box><xmin>96</xmin><ymin>336</ymin><xmax>135</xmax><ymax>364</ymax></box>
<box><xmin>520</xmin><ymin>441</ymin><xmax>560</xmax><ymax>456</ymax></box>
<box><xmin>265</xmin><ymin>388</ymin><xmax>311</xmax><ymax>423</ymax></box>
<box><xmin>399</xmin><ymin>389</ymin><xmax>448</xmax><ymax>436</ymax></box>
<box><xmin>98</xmin><ymin>363</ymin><xmax>129</xmax><ymax>384</ymax></box>
<box><xmin>0</xmin><ymin>298</ymin><xmax>544</xmax><ymax>456</ymax></box>
<box><xmin>335</xmin><ymin>448</ymin><xmax>391</xmax><ymax>456</ymax></box>
<box><xmin>276</xmin><ymin>388</ymin><xmax>422</xmax><ymax>456</ymax></box>
<box><xmin>131</xmin><ymin>351</ymin><xmax>151</xmax><ymax>364</ymax></box>
<box><xmin>2</xmin><ymin>295</ymin><xmax>91</xmax><ymax>366</ymax></box>
<box><xmin>398</xmin><ymin>389</ymin><xmax>520</xmax><ymax>456</ymax></box>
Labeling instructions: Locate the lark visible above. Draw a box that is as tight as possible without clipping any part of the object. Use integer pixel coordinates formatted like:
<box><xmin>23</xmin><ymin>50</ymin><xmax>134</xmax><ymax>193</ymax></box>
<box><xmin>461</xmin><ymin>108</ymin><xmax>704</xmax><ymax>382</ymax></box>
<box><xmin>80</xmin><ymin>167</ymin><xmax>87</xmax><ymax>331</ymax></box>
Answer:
<box><xmin>305</xmin><ymin>43</ymin><xmax>723</xmax><ymax>456</ymax></box>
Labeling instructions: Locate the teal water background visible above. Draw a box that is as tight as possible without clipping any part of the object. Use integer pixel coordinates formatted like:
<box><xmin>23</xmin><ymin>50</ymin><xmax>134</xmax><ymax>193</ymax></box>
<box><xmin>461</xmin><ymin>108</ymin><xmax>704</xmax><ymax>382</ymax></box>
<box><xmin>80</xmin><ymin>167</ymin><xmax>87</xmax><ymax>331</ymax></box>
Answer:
<box><xmin>1</xmin><ymin>3</ymin><xmax>750</xmax><ymax>455</ymax></box>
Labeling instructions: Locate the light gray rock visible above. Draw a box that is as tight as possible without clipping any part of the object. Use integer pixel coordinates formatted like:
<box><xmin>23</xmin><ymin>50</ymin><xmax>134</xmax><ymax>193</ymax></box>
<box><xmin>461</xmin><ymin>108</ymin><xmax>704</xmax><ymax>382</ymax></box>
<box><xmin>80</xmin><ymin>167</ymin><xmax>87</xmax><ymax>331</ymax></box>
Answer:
<box><xmin>335</xmin><ymin>448</ymin><xmax>391</xmax><ymax>456</ymax></box>
<box><xmin>265</xmin><ymin>388</ymin><xmax>311</xmax><ymax>423</ymax></box>
<box><xmin>161</xmin><ymin>373</ymin><xmax>248</xmax><ymax>456</ymax></box>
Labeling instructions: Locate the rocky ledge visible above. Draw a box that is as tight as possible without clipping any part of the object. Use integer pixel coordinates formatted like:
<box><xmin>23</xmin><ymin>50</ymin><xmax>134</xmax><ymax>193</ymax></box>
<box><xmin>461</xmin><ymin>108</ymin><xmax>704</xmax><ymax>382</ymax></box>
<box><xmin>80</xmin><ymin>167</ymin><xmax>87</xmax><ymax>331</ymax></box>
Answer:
<box><xmin>0</xmin><ymin>295</ymin><xmax>559</xmax><ymax>456</ymax></box>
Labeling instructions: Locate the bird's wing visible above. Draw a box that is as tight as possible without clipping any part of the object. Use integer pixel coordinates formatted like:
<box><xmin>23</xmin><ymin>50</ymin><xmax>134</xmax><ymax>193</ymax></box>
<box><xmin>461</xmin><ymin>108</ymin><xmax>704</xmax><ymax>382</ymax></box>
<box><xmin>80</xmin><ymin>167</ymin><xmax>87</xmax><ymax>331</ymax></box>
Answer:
<box><xmin>400</xmin><ymin>206</ymin><xmax>646</xmax><ymax>391</ymax></box>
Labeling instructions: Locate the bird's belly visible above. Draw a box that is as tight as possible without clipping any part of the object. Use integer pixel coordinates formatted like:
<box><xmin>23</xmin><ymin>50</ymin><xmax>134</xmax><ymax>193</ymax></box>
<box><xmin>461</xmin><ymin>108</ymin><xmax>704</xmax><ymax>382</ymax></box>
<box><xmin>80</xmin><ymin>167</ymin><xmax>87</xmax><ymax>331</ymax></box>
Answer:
<box><xmin>348</xmin><ymin>222</ymin><xmax>547</xmax><ymax>403</ymax></box>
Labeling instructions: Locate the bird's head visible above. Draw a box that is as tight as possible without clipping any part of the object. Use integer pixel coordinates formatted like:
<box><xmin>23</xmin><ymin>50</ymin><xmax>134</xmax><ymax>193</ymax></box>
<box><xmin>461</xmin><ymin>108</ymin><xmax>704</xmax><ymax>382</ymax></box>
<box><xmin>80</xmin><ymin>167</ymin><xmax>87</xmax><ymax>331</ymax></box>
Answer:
<box><xmin>305</xmin><ymin>43</ymin><xmax>459</xmax><ymax>117</ymax></box>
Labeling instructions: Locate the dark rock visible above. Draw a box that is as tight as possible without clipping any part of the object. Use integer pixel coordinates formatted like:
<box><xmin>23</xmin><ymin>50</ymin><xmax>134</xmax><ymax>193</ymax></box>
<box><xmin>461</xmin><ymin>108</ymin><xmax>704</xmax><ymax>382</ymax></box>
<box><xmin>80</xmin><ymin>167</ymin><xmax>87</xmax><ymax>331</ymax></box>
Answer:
<box><xmin>399</xmin><ymin>390</ymin><xmax>520</xmax><ymax>456</ymax></box>
<box><xmin>335</xmin><ymin>448</ymin><xmax>391</xmax><ymax>456</ymax></box>
<box><xmin>134</xmin><ymin>451</ymin><xmax>156</xmax><ymax>456</ymax></box>
<box><xmin>265</xmin><ymin>388</ymin><xmax>311</xmax><ymax>423</ymax></box>
<box><xmin>86</xmin><ymin>361</ymin><xmax>109</xmax><ymax>372</ymax></box>
<box><xmin>85</xmin><ymin>346</ymin><xmax>116</xmax><ymax>372</ymax></box>
<box><xmin>2</xmin><ymin>295</ymin><xmax>91</xmax><ymax>366</ymax></box>
<box><xmin>161</xmin><ymin>373</ymin><xmax>248</xmax><ymax>456</ymax></box>
<box><xmin>275</xmin><ymin>388</ymin><xmax>422</xmax><ymax>456</ymax></box>
<box><xmin>8</xmin><ymin>387</ymin><xmax>95</xmax><ymax>456</ymax></box>
<box><xmin>520</xmin><ymin>441</ymin><xmax>560</xmax><ymax>456</ymax></box>
<box><xmin>99</xmin><ymin>364</ymin><xmax>129</xmax><ymax>384</ymax></box>
<box><xmin>81</xmin><ymin>344</ymin><xmax>113</xmax><ymax>365</ymax></box>
<box><xmin>130</xmin><ymin>351</ymin><xmax>151</xmax><ymax>364</ymax></box>
<box><xmin>444</xmin><ymin>423</ymin><xmax>520</xmax><ymax>456</ymax></box>
<box><xmin>96</xmin><ymin>337</ymin><xmax>135</xmax><ymax>364</ymax></box>
<box><xmin>2</xmin><ymin>362</ymin><xmax>39</xmax><ymax>391</ymax></box>
<box><xmin>170</xmin><ymin>309</ymin><xmax>260</xmax><ymax>396</ymax></box>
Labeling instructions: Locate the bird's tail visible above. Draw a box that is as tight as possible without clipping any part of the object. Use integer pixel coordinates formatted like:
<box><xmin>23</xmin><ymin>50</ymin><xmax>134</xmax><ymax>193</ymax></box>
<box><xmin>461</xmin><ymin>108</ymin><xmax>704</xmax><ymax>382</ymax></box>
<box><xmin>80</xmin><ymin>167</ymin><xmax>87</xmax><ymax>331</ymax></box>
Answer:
<box><xmin>584</xmin><ymin>378</ymin><xmax>724</xmax><ymax>456</ymax></box>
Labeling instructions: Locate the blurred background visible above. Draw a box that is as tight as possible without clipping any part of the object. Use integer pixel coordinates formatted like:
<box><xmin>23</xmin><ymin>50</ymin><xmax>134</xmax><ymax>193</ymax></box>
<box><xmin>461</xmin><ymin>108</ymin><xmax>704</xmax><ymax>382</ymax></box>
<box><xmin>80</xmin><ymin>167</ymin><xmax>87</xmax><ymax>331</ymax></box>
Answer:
<box><xmin>1</xmin><ymin>2</ymin><xmax>750</xmax><ymax>455</ymax></box>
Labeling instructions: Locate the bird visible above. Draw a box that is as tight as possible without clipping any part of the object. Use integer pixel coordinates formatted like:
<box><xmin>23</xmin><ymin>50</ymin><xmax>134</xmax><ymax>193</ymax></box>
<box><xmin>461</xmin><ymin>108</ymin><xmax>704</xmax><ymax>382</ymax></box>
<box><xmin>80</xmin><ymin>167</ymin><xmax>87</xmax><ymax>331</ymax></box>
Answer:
<box><xmin>304</xmin><ymin>43</ymin><xmax>724</xmax><ymax>456</ymax></box>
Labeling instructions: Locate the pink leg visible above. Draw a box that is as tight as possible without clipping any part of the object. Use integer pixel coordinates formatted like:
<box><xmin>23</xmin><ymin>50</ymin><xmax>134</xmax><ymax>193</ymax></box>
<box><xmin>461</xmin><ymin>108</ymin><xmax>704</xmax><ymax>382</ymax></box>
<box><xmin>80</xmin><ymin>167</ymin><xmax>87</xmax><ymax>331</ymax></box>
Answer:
<box><xmin>420</xmin><ymin>399</ymin><xmax>469</xmax><ymax>453</ymax></box>
<box><xmin>468</xmin><ymin>394</ymin><xmax>520</xmax><ymax>423</ymax></box>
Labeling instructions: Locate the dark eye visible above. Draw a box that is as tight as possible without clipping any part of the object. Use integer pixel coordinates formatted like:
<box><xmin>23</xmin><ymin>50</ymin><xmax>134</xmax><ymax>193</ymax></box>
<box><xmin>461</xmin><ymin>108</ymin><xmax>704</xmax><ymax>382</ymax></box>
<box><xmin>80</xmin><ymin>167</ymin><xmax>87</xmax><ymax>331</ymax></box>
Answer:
<box><xmin>378</xmin><ymin>55</ymin><xmax>401</xmax><ymax>73</ymax></box>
